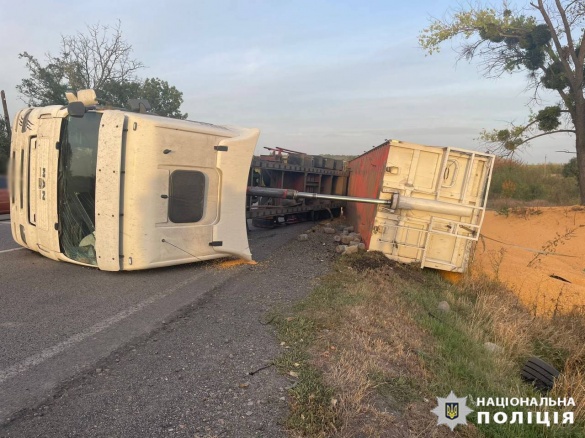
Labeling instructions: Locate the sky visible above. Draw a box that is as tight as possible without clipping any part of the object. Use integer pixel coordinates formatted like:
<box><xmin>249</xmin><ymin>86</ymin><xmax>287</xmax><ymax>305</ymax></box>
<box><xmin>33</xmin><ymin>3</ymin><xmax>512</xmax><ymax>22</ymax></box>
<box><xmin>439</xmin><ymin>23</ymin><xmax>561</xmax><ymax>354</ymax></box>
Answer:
<box><xmin>0</xmin><ymin>0</ymin><xmax>577</xmax><ymax>164</ymax></box>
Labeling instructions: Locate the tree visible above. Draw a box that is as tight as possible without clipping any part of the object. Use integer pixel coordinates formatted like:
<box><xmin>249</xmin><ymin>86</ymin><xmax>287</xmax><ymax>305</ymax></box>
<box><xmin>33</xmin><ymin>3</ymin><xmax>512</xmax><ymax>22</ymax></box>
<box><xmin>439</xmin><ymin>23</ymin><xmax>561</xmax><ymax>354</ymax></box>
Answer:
<box><xmin>139</xmin><ymin>78</ymin><xmax>187</xmax><ymax>119</ymax></box>
<box><xmin>17</xmin><ymin>22</ymin><xmax>186</xmax><ymax>119</ymax></box>
<box><xmin>563</xmin><ymin>156</ymin><xmax>579</xmax><ymax>178</ymax></box>
<box><xmin>17</xmin><ymin>54</ymin><xmax>68</xmax><ymax>106</ymax></box>
<box><xmin>419</xmin><ymin>1</ymin><xmax>585</xmax><ymax>204</ymax></box>
<box><xmin>0</xmin><ymin>119</ymin><xmax>9</xmax><ymax>174</ymax></box>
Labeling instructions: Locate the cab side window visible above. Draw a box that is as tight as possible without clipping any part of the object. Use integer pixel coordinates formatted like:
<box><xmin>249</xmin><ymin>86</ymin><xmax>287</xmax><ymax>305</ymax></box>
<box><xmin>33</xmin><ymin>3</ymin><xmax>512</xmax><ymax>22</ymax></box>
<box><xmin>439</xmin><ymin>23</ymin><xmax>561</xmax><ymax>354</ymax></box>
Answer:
<box><xmin>169</xmin><ymin>170</ymin><xmax>206</xmax><ymax>223</ymax></box>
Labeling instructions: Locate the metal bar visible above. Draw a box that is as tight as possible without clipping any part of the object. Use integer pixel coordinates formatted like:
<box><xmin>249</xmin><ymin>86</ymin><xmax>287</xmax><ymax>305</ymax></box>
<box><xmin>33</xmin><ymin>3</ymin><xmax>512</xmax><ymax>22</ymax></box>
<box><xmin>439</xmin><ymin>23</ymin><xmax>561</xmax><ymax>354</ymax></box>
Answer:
<box><xmin>246</xmin><ymin>186</ymin><xmax>395</xmax><ymax>206</ymax></box>
<box><xmin>420</xmin><ymin>218</ymin><xmax>432</xmax><ymax>269</ymax></box>
<box><xmin>379</xmin><ymin>225</ymin><xmax>479</xmax><ymax>242</ymax></box>
<box><xmin>274</xmin><ymin>146</ymin><xmax>306</xmax><ymax>155</ymax></box>
<box><xmin>297</xmin><ymin>192</ymin><xmax>392</xmax><ymax>205</ymax></box>
<box><xmin>460</xmin><ymin>152</ymin><xmax>474</xmax><ymax>204</ymax></box>
<box><xmin>250</xmin><ymin>158</ymin><xmax>348</xmax><ymax>176</ymax></box>
<box><xmin>436</xmin><ymin>147</ymin><xmax>450</xmax><ymax>201</ymax></box>
<box><xmin>395</xmin><ymin>196</ymin><xmax>474</xmax><ymax>217</ymax></box>
<box><xmin>247</xmin><ymin>185</ymin><xmax>476</xmax><ymax>217</ymax></box>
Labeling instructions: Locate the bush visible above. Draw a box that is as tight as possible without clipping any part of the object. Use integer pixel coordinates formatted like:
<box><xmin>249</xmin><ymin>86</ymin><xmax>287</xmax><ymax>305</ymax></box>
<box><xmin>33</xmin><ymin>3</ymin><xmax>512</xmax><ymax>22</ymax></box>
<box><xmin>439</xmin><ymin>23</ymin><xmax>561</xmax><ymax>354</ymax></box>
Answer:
<box><xmin>562</xmin><ymin>157</ymin><xmax>579</xmax><ymax>179</ymax></box>
<box><xmin>488</xmin><ymin>157</ymin><xmax>580</xmax><ymax>206</ymax></box>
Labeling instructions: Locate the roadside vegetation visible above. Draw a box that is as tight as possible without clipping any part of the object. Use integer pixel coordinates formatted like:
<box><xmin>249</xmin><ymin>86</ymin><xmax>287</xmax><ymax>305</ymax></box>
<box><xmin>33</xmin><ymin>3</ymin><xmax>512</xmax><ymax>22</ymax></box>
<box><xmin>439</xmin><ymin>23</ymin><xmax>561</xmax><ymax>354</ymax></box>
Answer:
<box><xmin>0</xmin><ymin>118</ymin><xmax>9</xmax><ymax>174</ymax></box>
<box><xmin>420</xmin><ymin>1</ymin><xmax>585</xmax><ymax>204</ymax></box>
<box><xmin>320</xmin><ymin>154</ymin><xmax>356</xmax><ymax>162</ymax></box>
<box><xmin>272</xmin><ymin>251</ymin><xmax>585</xmax><ymax>437</ymax></box>
<box><xmin>488</xmin><ymin>158</ymin><xmax>580</xmax><ymax>209</ymax></box>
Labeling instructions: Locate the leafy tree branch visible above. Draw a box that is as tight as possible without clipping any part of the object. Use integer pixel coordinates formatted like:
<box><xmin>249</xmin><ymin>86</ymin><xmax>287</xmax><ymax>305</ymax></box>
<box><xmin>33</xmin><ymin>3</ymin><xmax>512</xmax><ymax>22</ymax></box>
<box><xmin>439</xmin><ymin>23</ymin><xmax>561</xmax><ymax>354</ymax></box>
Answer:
<box><xmin>420</xmin><ymin>0</ymin><xmax>585</xmax><ymax>203</ymax></box>
<box><xmin>16</xmin><ymin>21</ymin><xmax>187</xmax><ymax>119</ymax></box>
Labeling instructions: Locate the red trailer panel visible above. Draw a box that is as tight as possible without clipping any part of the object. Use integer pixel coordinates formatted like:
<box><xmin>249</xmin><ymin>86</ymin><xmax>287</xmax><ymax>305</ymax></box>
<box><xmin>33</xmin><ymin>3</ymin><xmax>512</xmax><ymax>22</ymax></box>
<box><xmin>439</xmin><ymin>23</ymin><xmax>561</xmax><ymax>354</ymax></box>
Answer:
<box><xmin>345</xmin><ymin>144</ymin><xmax>390</xmax><ymax>249</ymax></box>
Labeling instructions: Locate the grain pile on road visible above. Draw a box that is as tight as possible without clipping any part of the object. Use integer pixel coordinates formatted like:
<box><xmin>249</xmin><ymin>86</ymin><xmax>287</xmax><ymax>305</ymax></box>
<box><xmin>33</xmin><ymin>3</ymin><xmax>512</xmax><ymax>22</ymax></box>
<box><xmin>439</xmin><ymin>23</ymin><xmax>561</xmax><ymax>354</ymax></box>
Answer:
<box><xmin>472</xmin><ymin>206</ymin><xmax>585</xmax><ymax>316</ymax></box>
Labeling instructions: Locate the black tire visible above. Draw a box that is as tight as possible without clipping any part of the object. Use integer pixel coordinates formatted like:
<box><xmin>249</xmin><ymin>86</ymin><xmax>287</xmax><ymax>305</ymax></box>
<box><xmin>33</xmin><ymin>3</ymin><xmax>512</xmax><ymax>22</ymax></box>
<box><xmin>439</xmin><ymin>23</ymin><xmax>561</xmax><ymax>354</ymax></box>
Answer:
<box><xmin>521</xmin><ymin>357</ymin><xmax>560</xmax><ymax>391</ymax></box>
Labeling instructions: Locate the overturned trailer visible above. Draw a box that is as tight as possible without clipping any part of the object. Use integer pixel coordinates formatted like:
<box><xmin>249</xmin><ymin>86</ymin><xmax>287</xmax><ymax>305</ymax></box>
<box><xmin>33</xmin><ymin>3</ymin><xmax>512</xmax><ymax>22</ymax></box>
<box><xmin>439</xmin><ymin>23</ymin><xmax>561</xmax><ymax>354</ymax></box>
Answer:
<box><xmin>346</xmin><ymin>140</ymin><xmax>494</xmax><ymax>272</ymax></box>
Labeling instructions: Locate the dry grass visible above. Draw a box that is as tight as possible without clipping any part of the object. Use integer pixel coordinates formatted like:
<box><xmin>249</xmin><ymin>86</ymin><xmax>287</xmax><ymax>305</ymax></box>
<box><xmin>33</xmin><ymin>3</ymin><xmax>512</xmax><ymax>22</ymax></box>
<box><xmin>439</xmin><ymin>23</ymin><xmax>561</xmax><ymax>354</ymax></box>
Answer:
<box><xmin>489</xmin><ymin>198</ymin><xmax>553</xmax><ymax>211</ymax></box>
<box><xmin>442</xmin><ymin>271</ymin><xmax>585</xmax><ymax>432</ymax></box>
<box><xmin>551</xmin><ymin>350</ymin><xmax>585</xmax><ymax>421</ymax></box>
<box><xmin>274</xmin><ymin>251</ymin><xmax>585</xmax><ymax>437</ymax></box>
<box><xmin>311</xmin><ymin>266</ymin><xmax>443</xmax><ymax>437</ymax></box>
<box><xmin>274</xmin><ymin>253</ymin><xmax>472</xmax><ymax>437</ymax></box>
<box><xmin>460</xmin><ymin>276</ymin><xmax>534</xmax><ymax>357</ymax></box>
<box><xmin>456</xmin><ymin>273</ymin><xmax>585</xmax><ymax>422</ymax></box>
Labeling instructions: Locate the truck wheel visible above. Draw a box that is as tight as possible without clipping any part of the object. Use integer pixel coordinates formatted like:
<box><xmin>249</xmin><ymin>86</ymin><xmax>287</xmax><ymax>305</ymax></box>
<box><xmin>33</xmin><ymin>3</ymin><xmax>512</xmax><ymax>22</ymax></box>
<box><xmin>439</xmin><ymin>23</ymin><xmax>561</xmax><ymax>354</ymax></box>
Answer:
<box><xmin>521</xmin><ymin>357</ymin><xmax>560</xmax><ymax>391</ymax></box>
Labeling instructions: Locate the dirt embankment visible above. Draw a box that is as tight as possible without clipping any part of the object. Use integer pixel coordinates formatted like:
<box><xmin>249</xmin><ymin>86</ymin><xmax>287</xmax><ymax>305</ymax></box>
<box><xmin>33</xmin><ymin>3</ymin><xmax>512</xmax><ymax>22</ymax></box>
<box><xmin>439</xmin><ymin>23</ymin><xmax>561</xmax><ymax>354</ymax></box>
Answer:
<box><xmin>472</xmin><ymin>206</ymin><xmax>585</xmax><ymax>316</ymax></box>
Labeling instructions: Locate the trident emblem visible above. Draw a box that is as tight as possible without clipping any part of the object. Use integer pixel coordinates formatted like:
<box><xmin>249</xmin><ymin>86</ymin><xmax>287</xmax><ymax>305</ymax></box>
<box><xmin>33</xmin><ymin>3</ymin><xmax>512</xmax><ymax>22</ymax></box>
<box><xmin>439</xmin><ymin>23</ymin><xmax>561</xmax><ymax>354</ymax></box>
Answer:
<box><xmin>446</xmin><ymin>402</ymin><xmax>459</xmax><ymax>420</ymax></box>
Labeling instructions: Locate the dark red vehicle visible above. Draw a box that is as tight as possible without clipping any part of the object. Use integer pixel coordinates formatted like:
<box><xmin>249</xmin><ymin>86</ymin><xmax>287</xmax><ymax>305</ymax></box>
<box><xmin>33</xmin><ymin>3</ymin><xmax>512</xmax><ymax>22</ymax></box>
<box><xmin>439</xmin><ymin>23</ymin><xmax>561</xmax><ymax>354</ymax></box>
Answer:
<box><xmin>0</xmin><ymin>175</ymin><xmax>9</xmax><ymax>215</ymax></box>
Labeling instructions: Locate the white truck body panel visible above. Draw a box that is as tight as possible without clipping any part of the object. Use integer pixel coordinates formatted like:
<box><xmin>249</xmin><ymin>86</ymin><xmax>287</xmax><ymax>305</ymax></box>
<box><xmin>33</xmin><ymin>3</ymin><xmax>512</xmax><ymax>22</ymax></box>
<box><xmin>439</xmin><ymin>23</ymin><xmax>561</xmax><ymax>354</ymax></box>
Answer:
<box><xmin>9</xmin><ymin>106</ymin><xmax>260</xmax><ymax>271</ymax></box>
<box><xmin>94</xmin><ymin>111</ymin><xmax>125</xmax><ymax>271</ymax></box>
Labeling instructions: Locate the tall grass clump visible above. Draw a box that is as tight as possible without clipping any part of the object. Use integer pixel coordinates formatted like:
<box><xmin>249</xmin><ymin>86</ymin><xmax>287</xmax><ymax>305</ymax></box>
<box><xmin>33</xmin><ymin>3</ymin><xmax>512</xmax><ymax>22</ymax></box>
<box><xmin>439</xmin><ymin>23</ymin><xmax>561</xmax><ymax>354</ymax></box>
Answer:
<box><xmin>489</xmin><ymin>158</ymin><xmax>580</xmax><ymax>207</ymax></box>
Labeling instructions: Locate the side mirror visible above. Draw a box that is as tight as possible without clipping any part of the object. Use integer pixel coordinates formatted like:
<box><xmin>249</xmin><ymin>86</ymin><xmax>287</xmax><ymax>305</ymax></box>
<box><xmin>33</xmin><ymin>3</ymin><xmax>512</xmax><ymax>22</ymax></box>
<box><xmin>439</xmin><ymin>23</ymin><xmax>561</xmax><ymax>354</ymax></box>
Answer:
<box><xmin>67</xmin><ymin>101</ymin><xmax>86</xmax><ymax>118</ymax></box>
<box><xmin>128</xmin><ymin>99</ymin><xmax>152</xmax><ymax>114</ymax></box>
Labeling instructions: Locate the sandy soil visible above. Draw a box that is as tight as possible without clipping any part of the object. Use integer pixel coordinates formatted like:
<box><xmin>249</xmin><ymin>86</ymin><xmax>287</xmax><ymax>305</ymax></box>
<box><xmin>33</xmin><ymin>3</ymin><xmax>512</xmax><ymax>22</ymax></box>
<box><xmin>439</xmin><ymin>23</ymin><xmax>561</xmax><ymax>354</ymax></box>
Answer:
<box><xmin>472</xmin><ymin>206</ymin><xmax>585</xmax><ymax>316</ymax></box>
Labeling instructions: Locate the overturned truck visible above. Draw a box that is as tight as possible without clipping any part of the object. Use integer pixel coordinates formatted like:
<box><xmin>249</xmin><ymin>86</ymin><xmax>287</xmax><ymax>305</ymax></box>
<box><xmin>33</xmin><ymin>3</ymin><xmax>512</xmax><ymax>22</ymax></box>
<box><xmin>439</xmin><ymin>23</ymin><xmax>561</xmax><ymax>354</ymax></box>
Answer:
<box><xmin>8</xmin><ymin>90</ymin><xmax>493</xmax><ymax>272</ymax></box>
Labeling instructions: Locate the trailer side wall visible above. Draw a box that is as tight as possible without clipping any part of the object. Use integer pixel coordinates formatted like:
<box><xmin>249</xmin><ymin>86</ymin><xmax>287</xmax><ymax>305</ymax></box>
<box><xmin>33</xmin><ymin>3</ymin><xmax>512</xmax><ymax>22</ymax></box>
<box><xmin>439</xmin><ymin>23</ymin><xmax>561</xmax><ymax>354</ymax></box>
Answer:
<box><xmin>345</xmin><ymin>145</ymin><xmax>390</xmax><ymax>248</ymax></box>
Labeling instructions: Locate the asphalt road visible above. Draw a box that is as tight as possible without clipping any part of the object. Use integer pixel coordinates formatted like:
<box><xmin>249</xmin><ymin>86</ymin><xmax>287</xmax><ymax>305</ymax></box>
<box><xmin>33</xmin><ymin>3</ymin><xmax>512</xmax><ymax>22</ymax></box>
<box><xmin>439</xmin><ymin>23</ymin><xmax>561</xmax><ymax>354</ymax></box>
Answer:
<box><xmin>0</xmin><ymin>216</ymin><xmax>19</xmax><ymax>253</ymax></box>
<box><xmin>0</xmin><ymin>218</ymin><xmax>336</xmax><ymax>436</ymax></box>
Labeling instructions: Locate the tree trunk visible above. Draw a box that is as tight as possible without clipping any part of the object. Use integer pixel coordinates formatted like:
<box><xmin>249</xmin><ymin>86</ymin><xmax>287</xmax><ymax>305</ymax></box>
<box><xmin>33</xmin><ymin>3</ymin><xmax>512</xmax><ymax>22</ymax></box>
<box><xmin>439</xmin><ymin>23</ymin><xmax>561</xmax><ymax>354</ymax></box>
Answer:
<box><xmin>576</xmin><ymin>140</ymin><xmax>585</xmax><ymax>205</ymax></box>
<box><xmin>574</xmin><ymin>104</ymin><xmax>585</xmax><ymax>204</ymax></box>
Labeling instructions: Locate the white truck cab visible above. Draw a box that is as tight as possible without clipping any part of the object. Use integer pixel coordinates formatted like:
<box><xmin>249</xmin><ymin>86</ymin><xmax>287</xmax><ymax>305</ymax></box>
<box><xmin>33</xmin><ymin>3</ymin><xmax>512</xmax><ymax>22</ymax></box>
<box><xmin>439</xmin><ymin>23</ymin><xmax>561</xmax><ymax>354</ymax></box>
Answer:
<box><xmin>9</xmin><ymin>93</ymin><xmax>260</xmax><ymax>270</ymax></box>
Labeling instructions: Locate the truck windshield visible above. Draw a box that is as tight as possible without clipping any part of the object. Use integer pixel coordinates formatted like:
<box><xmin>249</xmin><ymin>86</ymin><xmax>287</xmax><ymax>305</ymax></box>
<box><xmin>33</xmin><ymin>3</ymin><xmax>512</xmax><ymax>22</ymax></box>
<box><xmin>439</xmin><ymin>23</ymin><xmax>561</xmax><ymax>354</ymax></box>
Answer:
<box><xmin>58</xmin><ymin>112</ymin><xmax>102</xmax><ymax>265</ymax></box>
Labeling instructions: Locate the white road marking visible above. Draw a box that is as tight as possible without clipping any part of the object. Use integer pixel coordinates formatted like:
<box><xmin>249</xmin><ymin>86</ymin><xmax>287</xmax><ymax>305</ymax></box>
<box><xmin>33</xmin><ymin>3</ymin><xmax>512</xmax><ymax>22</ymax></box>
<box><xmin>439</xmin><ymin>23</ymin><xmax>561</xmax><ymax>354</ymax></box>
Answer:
<box><xmin>0</xmin><ymin>247</ymin><xmax>25</xmax><ymax>254</ymax></box>
<box><xmin>0</xmin><ymin>271</ymin><xmax>207</xmax><ymax>384</ymax></box>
